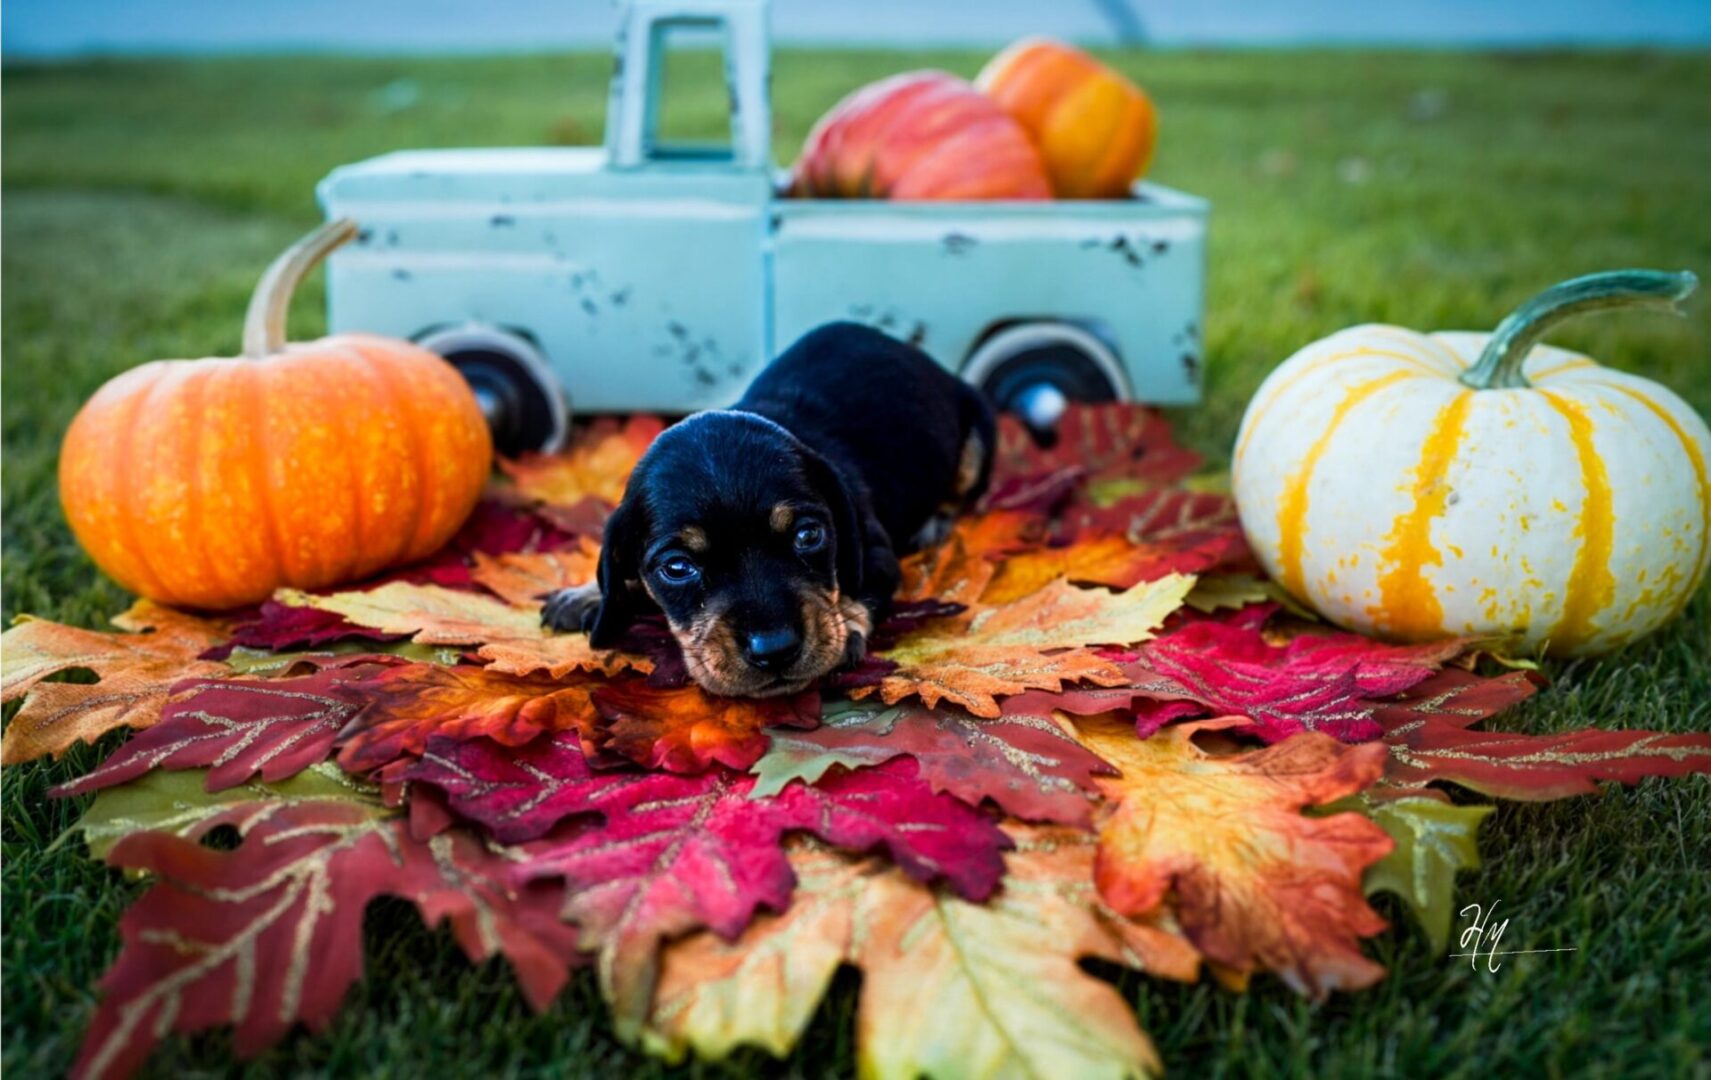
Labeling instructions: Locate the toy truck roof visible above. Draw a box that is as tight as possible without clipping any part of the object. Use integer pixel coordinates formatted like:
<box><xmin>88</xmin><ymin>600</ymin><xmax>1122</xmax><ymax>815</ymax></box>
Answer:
<box><xmin>317</xmin><ymin>146</ymin><xmax>768</xmax><ymax>206</ymax></box>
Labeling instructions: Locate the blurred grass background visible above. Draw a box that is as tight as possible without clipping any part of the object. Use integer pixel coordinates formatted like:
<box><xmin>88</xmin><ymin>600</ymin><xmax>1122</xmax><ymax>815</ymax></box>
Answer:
<box><xmin>4</xmin><ymin>48</ymin><xmax>1710</xmax><ymax>1078</ymax></box>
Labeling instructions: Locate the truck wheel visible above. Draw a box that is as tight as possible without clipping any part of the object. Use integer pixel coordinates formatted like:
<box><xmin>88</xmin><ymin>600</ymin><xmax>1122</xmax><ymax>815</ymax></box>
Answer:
<box><xmin>963</xmin><ymin>321</ymin><xmax>1128</xmax><ymax>439</ymax></box>
<box><xmin>416</xmin><ymin>323</ymin><xmax>570</xmax><ymax>456</ymax></box>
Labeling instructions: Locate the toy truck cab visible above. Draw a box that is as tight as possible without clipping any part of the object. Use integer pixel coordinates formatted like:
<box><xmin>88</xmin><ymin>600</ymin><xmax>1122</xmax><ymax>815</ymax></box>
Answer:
<box><xmin>317</xmin><ymin>0</ymin><xmax>1208</xmax><ymax>454</ymax></box>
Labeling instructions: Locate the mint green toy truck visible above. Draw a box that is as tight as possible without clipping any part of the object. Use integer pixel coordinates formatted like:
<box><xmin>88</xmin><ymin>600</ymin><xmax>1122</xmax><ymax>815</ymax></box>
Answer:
<box><xmin>317</xmin><ymin>0</ymin><xmax>1209</xmax><ymax>453</ymax></box>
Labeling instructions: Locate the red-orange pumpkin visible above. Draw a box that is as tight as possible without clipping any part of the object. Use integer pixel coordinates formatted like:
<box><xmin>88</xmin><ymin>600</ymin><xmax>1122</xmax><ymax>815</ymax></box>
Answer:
<box><xmin>792</xmin><ymin>71</ymin><xmax>1052</xmax><ymax>201</ymax></box>
<box><xmin>58</xmin><ymin>219</ymin><xmax>493</xmax><ymax>610</ymax></box>
<box><xmin>977</xmin><ymin>38</ymin><xmax>1158</xmax><ymax>199</ymax></box>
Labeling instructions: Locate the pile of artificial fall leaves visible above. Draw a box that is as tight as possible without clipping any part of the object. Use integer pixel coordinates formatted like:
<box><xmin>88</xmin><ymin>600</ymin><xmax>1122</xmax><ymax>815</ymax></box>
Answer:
<box><xmin>7</xmin><ymin>405</ymin><xmax>1711</xmax><ymax>1080</ymax></box>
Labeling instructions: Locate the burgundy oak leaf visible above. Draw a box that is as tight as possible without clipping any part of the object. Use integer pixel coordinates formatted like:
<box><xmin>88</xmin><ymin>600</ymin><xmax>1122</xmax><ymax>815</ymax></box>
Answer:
<box><xmin>1369</xmin><ymin>668</ymin><xmax>1540</xmax><ymax>734</ymax></box>
<box><xmin>1381</xmin><ymin>701</ymin><xmax>1711</xmax><ymax>801</ymax></box>
<box><xmin>54</xmin><ymin>667</ymin><xmax>375</xmax><ymax>797</ymax></box>
<box><xmin>73</xmin><ymin>801</ymin><xmax>579</xmax><ymax>1080</ymax></box>
<box><xmin>225</xmin><ymin>600</ymin><xmax>398</xmax><ymax>652</ymax></box>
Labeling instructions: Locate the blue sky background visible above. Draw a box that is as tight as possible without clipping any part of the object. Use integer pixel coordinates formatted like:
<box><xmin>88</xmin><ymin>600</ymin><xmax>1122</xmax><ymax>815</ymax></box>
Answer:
<box><xmin>4</xmin><ymin>0</ymin><xmax>1709</xmax><ymax>55</ymax></box>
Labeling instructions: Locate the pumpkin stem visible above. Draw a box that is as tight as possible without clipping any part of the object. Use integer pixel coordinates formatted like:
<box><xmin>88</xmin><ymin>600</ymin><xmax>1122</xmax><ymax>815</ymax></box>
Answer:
<box><xmin>1459</xmin><ymin>268</ymin><xmax>1698</xmax><ymax>390</ymax></box>
<box><xmin>242</xmin><ymin>218</ymin><xmax>362</xmax><ymax>358</ymax></box>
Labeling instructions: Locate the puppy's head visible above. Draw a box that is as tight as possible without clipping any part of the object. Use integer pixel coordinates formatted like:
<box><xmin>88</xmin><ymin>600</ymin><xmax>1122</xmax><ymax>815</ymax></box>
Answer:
<box><xmin>587</xmin><ymin>411</ymin><xmax>864</xmax><ymax>697</ymax></box>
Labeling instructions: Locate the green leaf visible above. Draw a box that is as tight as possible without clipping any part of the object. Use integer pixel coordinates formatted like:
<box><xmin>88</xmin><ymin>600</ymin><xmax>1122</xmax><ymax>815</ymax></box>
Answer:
<box><xmin>748</xmin><ymin>699</ymin><xmax>898</xmax><ymax>799</ymax></box>
<box><xmin>1354</xmin><ymin>794</ymin><xmax>1492</xmax><ymax>953</ymax></box>
<box><xmin>66</xmin><ymin>762</ymin><xmax>387</xmax><ymax>860</ymax></box>
<box><xmin>1184</xmin><ymin>573</ymin><xmax>1272</xmax><ymax>614</ymax></box>
<box><xmin>223</xmin><ymin>641</ymin><xmax>463</xmax><ymax>675</ymax></box>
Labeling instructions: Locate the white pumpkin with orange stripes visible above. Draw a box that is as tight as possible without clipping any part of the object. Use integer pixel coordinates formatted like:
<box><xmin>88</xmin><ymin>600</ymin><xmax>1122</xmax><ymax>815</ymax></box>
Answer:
<box><xmin>1233</xmin><ymin>269</ymin><xmax>1709</xmax><ymax>656</ymax></box>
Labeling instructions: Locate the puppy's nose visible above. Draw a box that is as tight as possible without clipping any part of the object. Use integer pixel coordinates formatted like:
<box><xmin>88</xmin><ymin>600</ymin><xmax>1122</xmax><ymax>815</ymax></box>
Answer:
<box><xmin>743</xmin><ymin>627</ymin><xmax>802</xmax><ymax>672</ymax></box>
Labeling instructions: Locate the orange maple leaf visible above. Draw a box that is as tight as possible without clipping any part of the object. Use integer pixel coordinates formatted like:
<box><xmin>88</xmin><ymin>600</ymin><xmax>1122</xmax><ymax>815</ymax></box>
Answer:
<box><xmin>1</xmin><ymin>601</ymin><xmax>229</xmax><ymax>764</ymax></box>
<box><xmin>337</xmin><ymin>663</ymin><xmax>599</xmax><ymax>772</ymax></box>
<box><xmin>471</xmin><ymin>542</ymin><xmax>600</xmax><ymax>607</ymax></box>
<box><xmin>981</xmin><ymin>532</ymin><xmax>1172</xmax><ymax>603</ymax></box>
<box><xmin>500</xmin><ymin>415</ymin><xmax>664</xmax><ymax>508</ymax></box>
<box><xmin>863</xmin><ymin>575</ymin><xmax>1194</xmax><ymax>718</ymax></box>
<box><xmin>1075</xmin><ymin>712</ymin><xmax>1393</xmax><ymax>998</ymax></box>
<box><xmin>897</xmin><ymin>510</ymin><xmax>1047</xmax><ymax>603</ymax></box>
<box><xmin>588</xmin><ymin>680</ymin><xmax>819</xmax><ymax>773</ymax></box>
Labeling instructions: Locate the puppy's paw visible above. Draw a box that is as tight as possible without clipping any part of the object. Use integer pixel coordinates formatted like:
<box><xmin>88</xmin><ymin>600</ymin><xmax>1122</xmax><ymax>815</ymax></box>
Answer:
<box><xmin>541</xmin><ymin>582</ymin><xmax>602</xmax><ymax>633</ymax></box>
<box><xmin>840</xmin><ymin>629</ymin><xmax>868</xmax><ymax>670</ymax></box>
<box><xmin>836</xmin><ymin>595</ymin><xmax>874</xmax><ymax>669</ymax></box>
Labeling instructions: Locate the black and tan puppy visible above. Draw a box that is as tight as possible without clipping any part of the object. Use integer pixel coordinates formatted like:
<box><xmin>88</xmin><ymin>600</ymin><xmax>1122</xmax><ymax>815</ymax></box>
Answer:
<box><xmin>542</xmin><ymin>322</ymin><xmax>995</xmax><ymax>697</ymax></box>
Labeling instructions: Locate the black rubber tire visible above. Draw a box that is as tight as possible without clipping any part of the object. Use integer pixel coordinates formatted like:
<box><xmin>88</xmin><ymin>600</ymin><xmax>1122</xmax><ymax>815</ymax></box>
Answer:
<box><xmin>443</xmin><ymin>347</ymin><xmax>566</xmax><ymax>458</ymax></box>
<box><xmin>979</xmin><ymin>342</ymin><xmax>1121</xmax><ymax>412</ymax></box>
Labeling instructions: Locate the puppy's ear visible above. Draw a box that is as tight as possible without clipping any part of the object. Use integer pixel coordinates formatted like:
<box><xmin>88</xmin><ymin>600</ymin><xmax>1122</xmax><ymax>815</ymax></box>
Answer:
<box><xmin>588</xmin><ymin>497</ymin><xmax>646</xmax><ymax>648</ymax></box>
<box><xmin>800</xmin><ymin>447</ymin><xmax>864</xmax><ymax>597</ymax></box>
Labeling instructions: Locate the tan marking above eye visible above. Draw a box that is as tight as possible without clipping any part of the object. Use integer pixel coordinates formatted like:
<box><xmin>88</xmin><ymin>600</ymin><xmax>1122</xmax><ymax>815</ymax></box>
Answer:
<box><xmin>955</xmin><ymin>431</ymin><xmax>986</xmax><ymax>497</ymax></box>
<box><xmin>770</xmin><ymin>503</ymin><xmax>795</xmax><ymax>532</ymax></box>
<box><xmin>678</xmin><ymin>525</ymin><xmax>709</xmax><ymax>552</ymax></box>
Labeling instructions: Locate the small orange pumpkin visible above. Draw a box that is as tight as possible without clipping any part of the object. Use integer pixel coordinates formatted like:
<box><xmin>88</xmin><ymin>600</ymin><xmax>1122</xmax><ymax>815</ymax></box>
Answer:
<box><xmin>977</xmin><ymin>38</ymin><xmax>1158</xmax><ymax>199</ymax></box>
<box><xmin>59</xmin><ymin>219</ymin><xmax>493</xmax><ymax>610</ymax></box>
<box><xmin>792</xmin><ymin>71</ymin><xmax>1052</xmax><ymax>201</ymax></box>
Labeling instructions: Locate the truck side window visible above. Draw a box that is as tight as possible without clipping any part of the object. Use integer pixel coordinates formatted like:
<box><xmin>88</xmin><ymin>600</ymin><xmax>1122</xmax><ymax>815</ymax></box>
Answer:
<box><xmin>646</xmin><ymin>19</ymin><xmax>734</xmax><ymax>162</ymax></box>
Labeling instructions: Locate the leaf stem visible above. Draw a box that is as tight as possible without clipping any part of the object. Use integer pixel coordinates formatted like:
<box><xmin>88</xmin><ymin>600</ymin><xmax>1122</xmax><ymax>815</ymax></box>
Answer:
<box><xmin>242</xmin><ymin>218</ymin><xmax>361</xmax><ymax>359</ymax></box>
<box><xmin>1458</xmin><ymin>269</ymin><xmax>1697</xmax><ymax>390</ymax></box>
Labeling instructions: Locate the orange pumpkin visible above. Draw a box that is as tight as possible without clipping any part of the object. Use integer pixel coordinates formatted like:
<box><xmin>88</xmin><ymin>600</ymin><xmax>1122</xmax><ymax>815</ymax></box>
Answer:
<box><xmin>977</xmin><ymin>38</ymin><xmax>1158</xmax><ymax>199</ymax></box>
<box><xmin>792</xmin><ymin>71</ymin><xmax>1052</xmax><ymax>201</ymax></box>
<box><xmin>58</xmin><ymin>219</ymin><xmax>493</xmax><ymax>610</ymax></box>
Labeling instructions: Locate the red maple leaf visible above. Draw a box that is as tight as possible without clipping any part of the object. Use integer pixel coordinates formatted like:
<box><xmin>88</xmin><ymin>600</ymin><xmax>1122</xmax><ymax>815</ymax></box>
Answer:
<box><xmin>419</xmin><ymin>738</ymin><xmax>1009</xmax><ymax>1039</ymax></box>
<box><xmin>1113</xmin><ymin>616</ymin><xmax>1476</xmax><ymax>743</ymax></box>
<box><xmin>54</xmin><ymin>667</ymin><xmax>375</xmax><ymax>797</ymax></box>
<box><xmin>73</xmin><ymin>801</ymin><xmax>579</xmax><ymax>1080</ymax></box>
<box><xmin>406</xmin><ymin>731</ymin><xmax>598</xmax><ymax>842</ymax></box>
<box><xmin>413</xmin><ymin>734</ymin><xmax>1010</xmax><ymax>898</ymax></box>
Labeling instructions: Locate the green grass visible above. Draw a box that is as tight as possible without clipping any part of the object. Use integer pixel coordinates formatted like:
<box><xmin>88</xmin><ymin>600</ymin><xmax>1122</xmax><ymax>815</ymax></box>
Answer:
<box><xmin>4</xmin><ymin>47</ymin><xmax>1710</xmax><ymax>1079</ymax></box>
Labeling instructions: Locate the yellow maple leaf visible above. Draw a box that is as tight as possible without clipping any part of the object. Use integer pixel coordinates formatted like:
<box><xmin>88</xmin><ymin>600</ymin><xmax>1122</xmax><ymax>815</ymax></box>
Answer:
<box><xmin>276</xmin><ymin>582</ymin><xmax>649</xmax><ymax>679</ymax></box>
<box><xmin>646</xmin><ymin>827</ymin><xmax>1198</xmax><ymax>1078</ymax></box>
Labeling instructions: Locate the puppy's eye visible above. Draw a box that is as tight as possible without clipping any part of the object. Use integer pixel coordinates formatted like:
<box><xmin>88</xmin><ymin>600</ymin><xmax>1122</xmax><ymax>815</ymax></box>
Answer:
<box><xmin>793</xmin><ymin>522</ymin><xmax>826</xmax><ymax>554</ymax></box>
<box><xmin>656</xmin><ymin>555</ymin><xmax>700</xmax><ymax>585</ymax></box>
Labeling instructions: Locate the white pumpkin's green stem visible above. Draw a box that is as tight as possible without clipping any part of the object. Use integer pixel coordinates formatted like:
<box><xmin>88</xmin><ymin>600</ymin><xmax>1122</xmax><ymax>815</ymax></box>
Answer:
<box><xmin>1459</xmin><ymin>268</ymin><xmax>1698</xmax><ymax>390</ymax></box>
<box><xmin>242</xmin><ymin>218</ymin><xmax>362</xmax><ymax>358</ymax></box>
